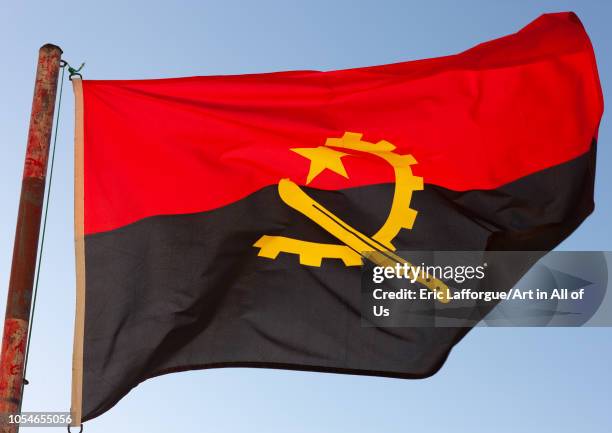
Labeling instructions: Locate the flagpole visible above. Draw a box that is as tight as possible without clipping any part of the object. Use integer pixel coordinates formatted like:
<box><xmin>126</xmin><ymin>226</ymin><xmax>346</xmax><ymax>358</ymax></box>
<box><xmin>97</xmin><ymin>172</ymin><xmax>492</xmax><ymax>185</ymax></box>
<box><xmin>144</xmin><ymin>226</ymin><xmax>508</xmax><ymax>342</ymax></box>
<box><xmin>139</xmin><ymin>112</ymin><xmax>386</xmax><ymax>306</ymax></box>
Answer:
<box><xmin>0</xmin><ymin>44</ymin><xmax>62</xmax><ymax>433</ymax></box>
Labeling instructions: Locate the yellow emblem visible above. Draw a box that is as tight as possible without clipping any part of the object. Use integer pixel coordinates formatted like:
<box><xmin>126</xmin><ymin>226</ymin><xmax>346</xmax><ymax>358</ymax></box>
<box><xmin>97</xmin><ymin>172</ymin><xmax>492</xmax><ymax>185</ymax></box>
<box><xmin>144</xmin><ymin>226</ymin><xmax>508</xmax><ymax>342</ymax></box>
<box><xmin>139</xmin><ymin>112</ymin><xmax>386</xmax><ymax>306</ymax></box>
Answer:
<box><xmin>253</xmin><ymin>132</ymin><xmax>449</xmax><ymax>302</ymax></box>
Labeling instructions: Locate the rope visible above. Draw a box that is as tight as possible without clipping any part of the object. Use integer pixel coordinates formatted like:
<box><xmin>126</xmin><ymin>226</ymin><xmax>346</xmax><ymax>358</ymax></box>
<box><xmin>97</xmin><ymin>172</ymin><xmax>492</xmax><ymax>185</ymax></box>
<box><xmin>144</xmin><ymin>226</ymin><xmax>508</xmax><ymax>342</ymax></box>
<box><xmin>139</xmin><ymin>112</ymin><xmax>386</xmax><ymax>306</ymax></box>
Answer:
<box><xmin>20</xmin><ymin>61</ymin><xmax>67</xmax><ymax>402</ymax></box>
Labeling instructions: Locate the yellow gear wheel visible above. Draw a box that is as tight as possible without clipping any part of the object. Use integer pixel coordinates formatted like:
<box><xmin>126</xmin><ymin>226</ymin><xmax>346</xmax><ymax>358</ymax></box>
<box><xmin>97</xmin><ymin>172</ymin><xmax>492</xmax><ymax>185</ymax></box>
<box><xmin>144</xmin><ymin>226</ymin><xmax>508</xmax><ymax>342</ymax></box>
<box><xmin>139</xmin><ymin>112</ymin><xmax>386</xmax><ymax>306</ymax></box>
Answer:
<box><xmin>253</xmin><ymin>132</ymin><xmax>423</xmax><ymax>266</ymax></box>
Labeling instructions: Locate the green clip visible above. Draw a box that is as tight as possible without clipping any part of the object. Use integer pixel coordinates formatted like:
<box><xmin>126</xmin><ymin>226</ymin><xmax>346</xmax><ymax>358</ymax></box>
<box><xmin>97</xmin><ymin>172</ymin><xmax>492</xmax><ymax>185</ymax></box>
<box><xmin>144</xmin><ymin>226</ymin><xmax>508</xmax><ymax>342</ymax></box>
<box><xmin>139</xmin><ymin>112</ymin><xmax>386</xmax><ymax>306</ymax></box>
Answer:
<box><xmin>61</xmin><ymin>60</ymin><xmax>85</xmax><ymax>80</ymax></box>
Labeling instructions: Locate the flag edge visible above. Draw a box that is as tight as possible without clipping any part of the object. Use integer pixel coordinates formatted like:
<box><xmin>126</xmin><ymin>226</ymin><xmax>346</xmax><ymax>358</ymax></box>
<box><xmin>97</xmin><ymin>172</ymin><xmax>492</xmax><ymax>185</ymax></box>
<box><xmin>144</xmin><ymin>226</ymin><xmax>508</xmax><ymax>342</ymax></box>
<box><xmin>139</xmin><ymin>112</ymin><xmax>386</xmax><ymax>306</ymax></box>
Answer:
<box><xmin>71</xmin><ymin>78</ymin><xmax>86</xmax><ymax>427</ymax></box>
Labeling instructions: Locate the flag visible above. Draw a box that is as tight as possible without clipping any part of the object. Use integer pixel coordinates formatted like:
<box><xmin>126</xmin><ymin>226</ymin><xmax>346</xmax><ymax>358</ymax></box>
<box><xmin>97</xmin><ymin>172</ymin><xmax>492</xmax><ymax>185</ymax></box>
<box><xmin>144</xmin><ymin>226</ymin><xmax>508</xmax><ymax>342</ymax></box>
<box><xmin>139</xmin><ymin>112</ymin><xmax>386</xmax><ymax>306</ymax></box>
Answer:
<box><xmin>70</xmin><ymin>12</ymin><xmax>602</xmax><ymax>423</ymax></box>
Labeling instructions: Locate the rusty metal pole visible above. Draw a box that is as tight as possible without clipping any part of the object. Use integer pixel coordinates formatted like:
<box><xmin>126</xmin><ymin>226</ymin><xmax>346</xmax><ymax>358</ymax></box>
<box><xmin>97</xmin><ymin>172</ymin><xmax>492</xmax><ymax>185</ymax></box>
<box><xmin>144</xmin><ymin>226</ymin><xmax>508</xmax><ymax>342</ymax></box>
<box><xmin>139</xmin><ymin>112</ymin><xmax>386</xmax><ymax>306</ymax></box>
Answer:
<box><xmin>0</xmin><ymin>44</ymin><xmax>62</xmax><ymax>432</ymax></box>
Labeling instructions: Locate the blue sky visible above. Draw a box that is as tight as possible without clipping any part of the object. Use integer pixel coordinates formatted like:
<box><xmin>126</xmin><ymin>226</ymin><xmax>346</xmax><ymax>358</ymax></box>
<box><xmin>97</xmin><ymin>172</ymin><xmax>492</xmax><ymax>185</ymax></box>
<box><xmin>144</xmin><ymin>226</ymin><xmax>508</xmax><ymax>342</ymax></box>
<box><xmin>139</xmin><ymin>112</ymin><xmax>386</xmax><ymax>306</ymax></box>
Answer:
<box><xmin>1</xmin><ymin>1</ymin><xmax>610</xmax><ymax>432</ymax></box>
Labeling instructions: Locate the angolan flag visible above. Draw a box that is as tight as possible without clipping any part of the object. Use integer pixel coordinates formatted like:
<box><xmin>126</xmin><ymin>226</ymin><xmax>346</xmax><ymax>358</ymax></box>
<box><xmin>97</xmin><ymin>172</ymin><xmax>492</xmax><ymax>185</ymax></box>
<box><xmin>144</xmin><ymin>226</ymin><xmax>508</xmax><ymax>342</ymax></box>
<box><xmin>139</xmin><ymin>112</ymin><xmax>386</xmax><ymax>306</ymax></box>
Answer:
<box><xmin>70</xmin><ymin>12</ymin><xmax>602</xmax><ymax>424</ymax></box>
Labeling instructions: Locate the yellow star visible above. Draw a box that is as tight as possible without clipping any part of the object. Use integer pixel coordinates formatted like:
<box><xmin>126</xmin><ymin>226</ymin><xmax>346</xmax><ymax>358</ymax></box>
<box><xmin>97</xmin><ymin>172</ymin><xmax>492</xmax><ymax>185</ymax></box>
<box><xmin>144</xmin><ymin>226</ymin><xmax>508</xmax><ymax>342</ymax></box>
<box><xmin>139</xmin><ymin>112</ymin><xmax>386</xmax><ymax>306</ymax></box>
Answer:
<box><xmin>291</xmin><ymin>146</ymin><xmax>349</xmax><ymax>184</ymax></box>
